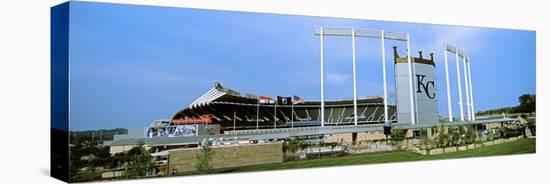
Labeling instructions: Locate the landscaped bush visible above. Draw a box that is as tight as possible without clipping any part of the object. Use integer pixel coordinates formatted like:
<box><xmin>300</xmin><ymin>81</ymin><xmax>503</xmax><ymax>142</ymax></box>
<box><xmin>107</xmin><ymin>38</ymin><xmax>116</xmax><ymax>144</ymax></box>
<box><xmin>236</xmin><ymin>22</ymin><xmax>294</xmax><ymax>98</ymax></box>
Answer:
<box><xmin>436</xmin><ymin>123</ymin><xmax>449</xmax><ymax>148</ymax></box>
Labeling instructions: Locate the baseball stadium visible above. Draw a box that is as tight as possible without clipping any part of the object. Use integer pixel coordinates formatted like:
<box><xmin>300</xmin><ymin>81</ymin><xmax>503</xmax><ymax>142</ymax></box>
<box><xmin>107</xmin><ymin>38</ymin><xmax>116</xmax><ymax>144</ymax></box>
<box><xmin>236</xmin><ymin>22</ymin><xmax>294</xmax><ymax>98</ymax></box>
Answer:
<box><xmin>104</xmin><ymin>32</ymin><xmax>532</xmax><ymax>178</ymax></box>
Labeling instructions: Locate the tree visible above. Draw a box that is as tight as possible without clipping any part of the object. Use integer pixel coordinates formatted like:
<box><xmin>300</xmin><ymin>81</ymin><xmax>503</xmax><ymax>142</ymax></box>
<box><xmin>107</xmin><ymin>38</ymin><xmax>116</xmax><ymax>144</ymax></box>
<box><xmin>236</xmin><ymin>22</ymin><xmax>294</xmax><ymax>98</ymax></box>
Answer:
<box><xmin>391</xmin><ymin>127</ymin><xmax>406</xmax><ymax>141</ymax></box>
<box><xmin>329</xmin><ymin>142</ymin><xmax>339</xmax><ymax>154</ymax></box>
<box><xmin>90</xmin><ymin>146</ymin><xmax>111</xmax><ymax>169</ymax></box>
<box><xmin>518</xmin><ymin>94</ymin><xmax>536</xmax><ymax>113</ymax></box>
<box><xmin>283</xmin><ymin>139</ymin><xmax>300</xmax><ymax>160</ymax></box>
<box><xmin>126</xmin><ymin>141</ymin><xmax>155</xmax><ymax>178</ymax></box>
<box><xmin>527</xmin><ymin>120</ymin><xmax>536</xmax><ymax>136</ymax></box>
<box><xmin>436</xmin><ymin>123</ymin><xmax>449</xmax><ymax>148</ymax></box>
<box><xmin>111</xmin><ymin>152</ymin><xmax>127</xmax><ymax>169</ymax></box>
<box><xmin>476</xmin><ymin>93</ymin><xmax>536</xmax><ymax>115</ymax></box>
<box><xmin>431</xmin><ymin>125</ymin><xmax>438</xmax><ymax>135</ymax></box>
<box><xmin>458</xmin><ymin>126</ymin><xmax>466</xmax><ymax>145</ymax></box>
<box><xmin>448</xmin><ymin>127</ymin><xmax>460</xmax><ymax>147</ymax></box>
<box><xmin>464</xmin><ymin>126</ymin><xmax>477</xmax><ymax>144</ymax></box>
<box><xmin>195</xmin><ymin>140</ymin><xmax>215</xmax><ymax>174</ymax></box>
<box><xmin>497</xmin><ymin>126</ymin><xmax>505</xmax><ymax>139</ymax></box>
<box><xmin>286</xmin><ymin>139</ymin><xmax>300</xmax><ymax>154</ymax></box>
<box><xmin>390</xmin><ymin>127</ymin><xmax>407</xmax><ymax>149</ymax></box>
<box><xmin>419</xmin><ymin>128</ymin><xmax>432</xmax><ymax>149</ymax></box>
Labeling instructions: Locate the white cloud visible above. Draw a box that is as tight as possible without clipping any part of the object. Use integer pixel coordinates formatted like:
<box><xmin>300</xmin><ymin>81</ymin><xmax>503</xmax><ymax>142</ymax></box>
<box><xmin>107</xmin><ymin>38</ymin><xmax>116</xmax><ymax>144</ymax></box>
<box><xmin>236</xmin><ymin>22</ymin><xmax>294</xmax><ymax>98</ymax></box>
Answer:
<box><xmin>326</xmin><ymin>73</ymin><xmax>350</xmax><ymax>84</ymax></box>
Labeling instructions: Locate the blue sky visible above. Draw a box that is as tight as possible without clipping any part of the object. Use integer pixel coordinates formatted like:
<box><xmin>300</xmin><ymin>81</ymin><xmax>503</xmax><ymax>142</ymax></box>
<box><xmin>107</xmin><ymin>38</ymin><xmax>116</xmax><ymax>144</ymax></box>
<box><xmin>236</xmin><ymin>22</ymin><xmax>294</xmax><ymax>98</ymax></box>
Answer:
<box><xmin>67</xmin><ymin>2</ymin><xmax>535</xmax><ymax>130</ymax></box>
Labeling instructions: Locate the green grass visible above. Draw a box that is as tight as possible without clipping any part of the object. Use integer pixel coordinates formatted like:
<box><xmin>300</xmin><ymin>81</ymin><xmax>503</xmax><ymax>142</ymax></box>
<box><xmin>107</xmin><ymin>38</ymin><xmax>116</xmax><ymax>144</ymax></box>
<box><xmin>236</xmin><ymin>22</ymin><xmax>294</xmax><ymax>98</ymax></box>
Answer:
<box><xmin>229</xmin><ymin>138</ymin><xmax>535</xmax><ymax>173</ymax></box>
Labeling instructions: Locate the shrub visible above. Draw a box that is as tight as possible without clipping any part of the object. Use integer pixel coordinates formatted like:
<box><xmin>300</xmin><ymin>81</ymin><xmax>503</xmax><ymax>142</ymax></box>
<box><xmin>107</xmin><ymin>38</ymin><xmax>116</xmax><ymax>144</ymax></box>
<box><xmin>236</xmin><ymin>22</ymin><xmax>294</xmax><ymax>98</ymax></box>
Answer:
<box><xmin>435</xmin><ymin>123</ymin><xmax>449</xmax><ymax>148</ymax></box>
<box><xmin>464</xmin><ymin>126</ymin><xmax>477</xmax><ymax>144</ymax></box>
<box><xmin>126</xmin><ymin>140</ymin><xmax>155</xmax><ymax>178</ymax></box>
<box><xmin>391</xmin><ymin>127</ymin><xmax>406</xmax><ymax>141</ymax></box>
<box><xmin>195</xmin><ymin>140</ymin><xmax>215</xmax><ymax>174</ymax></box>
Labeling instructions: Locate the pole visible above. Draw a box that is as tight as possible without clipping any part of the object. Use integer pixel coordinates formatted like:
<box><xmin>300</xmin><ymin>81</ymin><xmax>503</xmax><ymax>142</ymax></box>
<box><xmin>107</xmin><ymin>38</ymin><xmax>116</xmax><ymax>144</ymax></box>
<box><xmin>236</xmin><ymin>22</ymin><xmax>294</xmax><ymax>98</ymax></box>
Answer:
<box><xmin>406</xmin><ymin>33</ymin><xmax>416</xmax><ymax>125</ymax></box>
<box><xmin>274</xmin><ymin>102</ymin><xmax>277</xmax><ymax>129</ymax></box>
<box><xmin>455</xmin><ymin>50</ymin><xmax>464</xmax><ymax>121</ymax></box>
<box><xmin>413</xmin><ymin>50</ymin><xmax>419</xmax><ymax>124</ymax></box>
<box><xmin>467</xmin><ymin>58</ymin><xmax>475</xmax><ymax>120</ymax></box>
<box><xmin>291</xmin><ymin>103</ymin><xmax>294</xmax><ymax>128</ymax></box>
<box><xmin>381</xmin><ymin>30</ymin><xmax>389</xmax><ymax>125</ymax></box>
<box><xmin>352</xmin><ymin>28</ymin><xmax>358</xmax><ymax>126</ymax></box>
<box><xmin>320</xmin><ymin>27</ymin><xmax>325</xmax><ymax>127</ymax></box>
<box><xmin>444</xmin><ymin>43</ymin><xmax>453</xmax><ymax>122</ymax></box>
<box><xmin>256</xmin><ymin>102</ymin><xmax>259</xmax><ymax>130</ymax></box>
<box><xmin>233</xmin><ymin>111</ymin><xmax>236</xmax><ymax>131</ymax></box>
<box><xmin>462</xmin><ymin>54</ymin><xmax>471</xmax><ymax>121</ymax></box>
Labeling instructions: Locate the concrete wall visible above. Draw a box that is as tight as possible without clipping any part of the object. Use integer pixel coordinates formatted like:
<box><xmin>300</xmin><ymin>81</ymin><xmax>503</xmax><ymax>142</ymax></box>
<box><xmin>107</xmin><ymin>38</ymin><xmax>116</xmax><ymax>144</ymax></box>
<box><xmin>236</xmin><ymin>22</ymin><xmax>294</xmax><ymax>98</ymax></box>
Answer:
<box><xmin>486</xmin><ymin>122</ymin><xmax>502</xmax><ymax>130</ymax></box>
<box><xmin>323</xmin><ymin>129</ymin><xmax>423</xmax><ymax>145</ymax></box>
<box><xmin>110</xmin><ymin>145</ymin><xmax>137</xmax><ymax>155</ymax></box>
<box><xmin>109</xmin><ymin>144</ymin><xmax>151</xmax><ymax>155</ymax></box>
<box><xmin>324</xmin><ymin>132</ymin><xmax>387</xmax><ymax>143</ymax></box>
<box><xmin>168</xmin><ymin>142</ymin><xmax>283</xmax><ymax>174</ymax></box>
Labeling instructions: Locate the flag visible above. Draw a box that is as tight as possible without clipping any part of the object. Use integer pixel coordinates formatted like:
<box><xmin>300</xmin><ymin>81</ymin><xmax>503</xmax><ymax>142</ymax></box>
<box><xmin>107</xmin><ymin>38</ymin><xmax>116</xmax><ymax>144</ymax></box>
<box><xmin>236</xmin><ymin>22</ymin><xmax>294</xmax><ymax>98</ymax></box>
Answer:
<box><xmin>259</xmin><ymin>96</ymin><xmax>274</xmax><ymax>104</ymax></box>
<box><xmin>277</xmin><ymin>96</ymin><xmax>292</xmax><ymax>105</ymax></box>
<box><xmin>292</xmin><ymin>95</ymin><xmax>305</xmax><ymax>105</ymax></box>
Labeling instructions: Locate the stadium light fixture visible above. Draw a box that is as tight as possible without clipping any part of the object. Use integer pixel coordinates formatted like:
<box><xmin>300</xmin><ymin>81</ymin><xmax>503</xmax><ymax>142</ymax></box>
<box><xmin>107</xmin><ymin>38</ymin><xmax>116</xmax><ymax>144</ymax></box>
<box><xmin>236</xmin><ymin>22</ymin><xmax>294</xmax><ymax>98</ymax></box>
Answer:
<box><xmin>455</xmin><ymin>48</ymin><xmax>465</xmax><ymax>121</ymax></box>
<box><xmin>315</xmin><ymin>27</ymin><xmax>415</xmax><ymax>126</ymax></box>
<box><xmin>352</xmin><ymin>28</ymin><xmax>357</xmax><ymax>125</ymax></box>
<box><xmin>443</xmin><ymin>43</ymin><xmax>453</xmax><ymax>121</ymax></box>
<box><xmin>380</xmin><ymin>30</ymin><xmax>388</xmax><ymax>126</ymax></box>
<box><xmin>462</xmin><ymin>54</ymin><xmax>471</xmax><ymax>121</ymax></box>
<box><xmin>444</xmin><ymin>43</ymin><xmax>475</xmax><ymax>121</ymax></box>
<box><xmin>405</xmin><ymin>33</ymin><xmax>415</xmax><ymax>125</ymax></box>
<box><xmin>467</xmin><ymin>57</ymin><xmax>475</xmax><ymax>120</ymax></box>
<box><xmin>319</xmin><ymin>27</ymin><xmax>325</xmax><ymax>127</ymax></box>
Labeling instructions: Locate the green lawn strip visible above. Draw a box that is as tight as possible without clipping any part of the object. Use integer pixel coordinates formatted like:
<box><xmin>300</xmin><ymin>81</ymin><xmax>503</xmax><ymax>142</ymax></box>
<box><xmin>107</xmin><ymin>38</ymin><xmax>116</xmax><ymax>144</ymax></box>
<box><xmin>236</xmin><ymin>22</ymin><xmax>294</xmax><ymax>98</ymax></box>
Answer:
<box><xmin>232</xmin><ymin>138</ymin><xmax>535</xmax><ymax>172</ymax></box>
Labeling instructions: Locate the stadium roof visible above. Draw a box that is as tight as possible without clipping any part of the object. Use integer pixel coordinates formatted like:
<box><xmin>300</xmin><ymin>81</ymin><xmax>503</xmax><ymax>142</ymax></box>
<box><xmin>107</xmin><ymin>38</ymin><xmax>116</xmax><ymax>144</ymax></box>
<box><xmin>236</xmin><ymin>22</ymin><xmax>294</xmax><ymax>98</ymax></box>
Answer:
<box><xmin>188</xmin><ymin>82</ymin><xmax>384</xmax><ymax>109</ymax></box>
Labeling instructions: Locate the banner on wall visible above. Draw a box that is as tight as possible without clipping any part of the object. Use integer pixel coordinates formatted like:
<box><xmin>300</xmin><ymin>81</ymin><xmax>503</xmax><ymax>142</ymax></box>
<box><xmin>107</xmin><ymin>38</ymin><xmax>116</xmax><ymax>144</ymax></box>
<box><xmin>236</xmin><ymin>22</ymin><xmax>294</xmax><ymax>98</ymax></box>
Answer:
<box><xmin>146</xmin><ymin>125</ymin><xmax>197</xmax><ymax>138</ymax></box>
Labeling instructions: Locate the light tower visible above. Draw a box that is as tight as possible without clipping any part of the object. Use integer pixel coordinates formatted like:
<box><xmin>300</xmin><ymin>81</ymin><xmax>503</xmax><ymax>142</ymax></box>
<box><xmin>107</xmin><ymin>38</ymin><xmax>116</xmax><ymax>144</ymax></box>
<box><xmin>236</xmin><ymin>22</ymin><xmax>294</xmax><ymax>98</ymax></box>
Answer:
<box><xmin>314</xmin><ymin>27</ymin><xmax>414</xmax><ymax>126</ymax></box>
<box><xmin>443</xmin><ymin>43</ymin><xmax>475</xmax><ymax>122</ymax></box>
